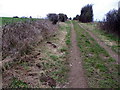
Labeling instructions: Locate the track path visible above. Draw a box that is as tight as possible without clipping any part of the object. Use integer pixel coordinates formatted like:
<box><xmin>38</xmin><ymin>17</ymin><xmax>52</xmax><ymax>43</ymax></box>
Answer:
<box><xmin>67</xmin><ymin>21</ymin><xmax>88</xmax><ymax>88</ymax></box>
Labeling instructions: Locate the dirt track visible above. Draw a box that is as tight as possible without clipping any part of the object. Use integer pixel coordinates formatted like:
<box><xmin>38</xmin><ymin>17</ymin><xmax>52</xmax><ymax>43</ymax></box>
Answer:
<box><xmin>67</xmin><ymin>22</ymin><xmax>88</xmax><ymax>88</ymax></box>
<box><xmin>79</xmin><ymin>23</ymin><xmax>119</xmax><ymax>64</ymax></box>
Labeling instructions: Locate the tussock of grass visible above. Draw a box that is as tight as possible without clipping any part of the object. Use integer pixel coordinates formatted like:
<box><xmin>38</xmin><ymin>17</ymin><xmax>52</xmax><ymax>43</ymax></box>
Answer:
<box><xmin>60</xmin><ymin>46</ymin><xmax>67</xmax><ymax>52</ymax></box>
<box><xmin>9</xmin><ymin>77</ymin><xmax>28</xmax><ymax>88</ymax></box>
<box><xmin>73</xmin><ymin>21</ymin><xmax>119</xmax><ymax>88</ymax></box>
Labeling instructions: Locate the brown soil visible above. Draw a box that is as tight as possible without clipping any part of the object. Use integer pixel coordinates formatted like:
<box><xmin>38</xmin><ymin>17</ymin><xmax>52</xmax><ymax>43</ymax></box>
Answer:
<box><xmin>66</xmin><ymin>22</ymin><xmax>88</xmax><ymax>88</ymax></box>
<box><xmin>79</xmin><ymin>23</ymin><xmax>119</xmax><ymax>64</ymax></box>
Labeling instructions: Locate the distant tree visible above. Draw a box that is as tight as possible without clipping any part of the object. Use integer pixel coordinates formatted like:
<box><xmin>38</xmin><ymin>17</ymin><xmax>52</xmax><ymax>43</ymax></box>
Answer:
<box><xmin>73</xmin><ymin>15</ymin><xmax>79</xmax><ymax>20</ymax></box>
<box><xmin>21</xmin><ymin>16</ymin><xmax>27</xmax><ymax>18</ymax></box>
<box><xmin>69</xmin><ymin>17</ymin><xmax>72</xmax><ymax>20</ymax></box>
<box><xmin>76</xmin><ymin>15</ymin><xmax>80</xmax><ymax>20</ymax></box>
<box><xmin>52</xmin><ymin>15</ymin><xmax>58</xmax><ymax>24</ymax></box>
<box><xmin>73</xmin><ymin>17</ymin><xmax>76</xmax><ymax>20</ymax></box>
<box><xmin>79</xmin><ymin>4</ymin><xmax>93</xmax><ymax>23</ymax></box>
<box><xmin>100</xmin><ymin>9</ymin><xmax>120</xmax><ymax>36</ymax></box>
<box><xmin>58</xmin><ymin>13</ymin><xmax>65</xmax><ymax>22</ymax></box>
<box><xmin>30</xmin><ymin>16</ymin><xmax>32</xmax><ymax>18</ymax></box>
<box><xmin>117</xmin><ymin>8</ymin><xmax>120</xmax><ymax>34</ymax></box>
<box><xmin>47</xmin><ymin>13</ymin><xmax>58</xmax><ymax>24</ymax></box>
<box><xmin>13</xmin><ymin>16</ymin><xmax>19</xmax><ymax>18</ymax></box>
<box><xmin>47</xmin><ymin>13</ymin><xmax>68</xmax><ymax>24</ymax></box>
<box><xmin>64</xmin><ymin>14</ymin><xmax>68</xmax><ymax>21</ymax></box>
<box><xmin>58</xmin><ymin>13</ymin><xmax>68</xmax><ymax>22</ymax></box>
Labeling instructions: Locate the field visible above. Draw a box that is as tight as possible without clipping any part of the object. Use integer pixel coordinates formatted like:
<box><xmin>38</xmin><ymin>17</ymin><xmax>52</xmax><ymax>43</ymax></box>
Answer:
<box><xmin>1</xmin><ymin>18</ymin><xmax>119</xmax><ymax>88</ymax></box>
<box><xmin>0</xmin><ymin>17</ymin><xmax>39</xmax><ymax>26</ymax></box>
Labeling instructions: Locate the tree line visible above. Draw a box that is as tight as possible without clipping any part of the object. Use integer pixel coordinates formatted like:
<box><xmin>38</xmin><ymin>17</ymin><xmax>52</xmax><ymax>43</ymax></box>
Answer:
<box><xmin>73</xmin><ymin>4</ymin><xmax>93</xmax><ymax>23</ymax></box>
<box><xmin>47</xmin><ymin>13</ymin><xmax>68</xmax><ymax>24</ymax></box>
<box><xmin>72</xmin><ymin>4</ymin><xmax>119</xmax><ymax>37</ymax></box>
<box><xmin>47</xmin><ymin>4</ymin><xmax>119</xmax><ymax>37</ymax></box>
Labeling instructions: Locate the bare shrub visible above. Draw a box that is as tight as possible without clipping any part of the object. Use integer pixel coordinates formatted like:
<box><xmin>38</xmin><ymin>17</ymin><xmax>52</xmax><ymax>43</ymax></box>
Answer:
<box><xmin>99</xmin><ymin>9</ymin><xmax>120</xmax><ymax>37</ymax></box>
<box><xmin>2</xmin><ymin>20</ymin><xmax>58</xmax><ymax>60</ymax></box>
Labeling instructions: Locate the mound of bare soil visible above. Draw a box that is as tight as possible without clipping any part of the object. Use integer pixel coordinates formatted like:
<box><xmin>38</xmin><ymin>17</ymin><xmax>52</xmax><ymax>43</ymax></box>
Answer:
<box><xmin>2</xmin><ymin>20</ymin><xmax>58</xmax><ymax>62</ymax></box>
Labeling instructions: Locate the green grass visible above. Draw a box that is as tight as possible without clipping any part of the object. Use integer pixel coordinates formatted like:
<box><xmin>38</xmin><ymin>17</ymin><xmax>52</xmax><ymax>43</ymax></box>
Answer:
<box><xmin>65</xmin><ymin>22</ymin><xmax>71</xmax><ymax>46</ymax></box>
<box><xmin>38</xmin><ymin>22</ymin><xmax>71</xmax><ymax>85</ymax></box>
<box><xmin>58</xmin><ymin>21</ymin><xmax>71</xmax><ymax>46</ymax></box>
<box><xmin>9</xmin><ymin>77</ymin><xmax>28</xmax><ymax>88</ymax></box>
<box><xmin>0</xmin><ymin>17</ymin><xmax>2</xmax><ymax>26</ymax></box>
<box><xmin>73</xmin><ymin>21</ymin><xmax>119</xmax><ymax>88</ymax></box>
<box><xmin>81</xmin><ymin>22</ymin><xmax>120</xmax><ymax>54</ymax></box>
<box><xmin>50</xmin><ymin>55</ymin><xmax>59</xmax><ymax>61</ymax></box>
<box><xmin>40</xmin><ymin>53</ymin><xmax>69</xmax><ymax>83</ymax></box>
<box><xmin>66</xmin><ymin>20</ymin><xmax>71</xmax><ymax>24</ymax></box>
<box><xmin>0</xmin><ymin>17</ymin><xmax>39</xmax><ymax>26</ymax></box>
<box><xmin>19</xmin><ymin>61</ymin><xmax>30</xmax><ymax>70</ymax></box>
<box><xmin>49</xmin><ymin>22</ymin><xmax>71</xmax><ymax>83</ymax></box>
<box><xmin>60</xmin><ymin>46</ymin><xmax>67</xmax><ymax>52</ymax></box>
<box><xmin>59</xmin><ymin>23</ymin><xmax>67</xmax><ymax>31</ymax></box>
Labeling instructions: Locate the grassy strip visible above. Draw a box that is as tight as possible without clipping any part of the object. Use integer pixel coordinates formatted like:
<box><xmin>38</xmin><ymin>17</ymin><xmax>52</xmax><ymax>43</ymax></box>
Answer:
<box><xmin>65</xmin><ymin>21</ymin><xmax>71</xmax><ymax>46</ymax></box>
<box><xmin>38</xmin><ymin>22</ymin><xmax>71</xmax><ymax>87</ymax></box>
<box><xmin>80</xmin><ymin>23</ymin><xmax>120</xmax><ymax>54</ymax></box>
<box><xmin>73</xmin><ymin>21</ymin><xmax>119</xmax><ymax>88</ymax></box>
<box><xmin>50</xmin><ymin>22</ymin><xmax>71</xmax><ymax>84</ymax></box>
<box><xmin>1</xmin><ymin>17</ymin><xmax>39</xmax><ymax>26</ymax></box>
<box><xmin>58</xmin><ymin>21</ymin><xmax>71</xmax><ymax>46</ymax></box>
<box><xmin>48</xmin><ymin>21</ymin><xmax>71</xmax><ymax>84</ymax></box>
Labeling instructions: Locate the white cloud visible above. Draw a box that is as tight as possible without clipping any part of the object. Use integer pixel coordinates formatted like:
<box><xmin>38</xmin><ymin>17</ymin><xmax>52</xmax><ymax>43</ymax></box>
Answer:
<box><xmin>0</xmin><ymin>0</ymin><xmax>119</xmax><ymax>20</ymax></box>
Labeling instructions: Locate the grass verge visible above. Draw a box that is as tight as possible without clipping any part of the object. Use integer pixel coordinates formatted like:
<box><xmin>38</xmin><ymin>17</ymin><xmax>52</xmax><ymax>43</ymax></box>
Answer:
<box><xmin>38</xmin><ymin>21</ymin><xmax>71</xmax><ymax>87</ymax></box>
<box><xmin>80</xmin><ymin>23</ymin><xmax>120</xmax><ymax>54</ymax></box>
<box><xmin>65</xmin><ymin>21</ymin><xmax>71</xmax><ymax>46</ymax></box>
<box><xmin>73</xmin><ymin>21</ymin><xmax>119</xmax><ymax>88</ymax></box>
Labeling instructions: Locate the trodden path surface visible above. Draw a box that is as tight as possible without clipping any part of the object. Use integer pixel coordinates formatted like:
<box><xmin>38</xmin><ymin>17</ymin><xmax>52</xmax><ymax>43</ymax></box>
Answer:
<box><xmin>67</xmin><ymin>22</ymin><xmax>88</xmax><ymax>88</ymax></box>
<box><xmin>79</xmin><ymin>23</ymin><xmax>119</xmax><ymax>64</ymax></box>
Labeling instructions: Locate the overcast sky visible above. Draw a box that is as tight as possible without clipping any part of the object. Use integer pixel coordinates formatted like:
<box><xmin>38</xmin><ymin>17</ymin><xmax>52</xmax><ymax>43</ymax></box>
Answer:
<box><xmin>0</xmin><ymin>0</ymin><xmax>119</xmax><ymax>20</ymax></box>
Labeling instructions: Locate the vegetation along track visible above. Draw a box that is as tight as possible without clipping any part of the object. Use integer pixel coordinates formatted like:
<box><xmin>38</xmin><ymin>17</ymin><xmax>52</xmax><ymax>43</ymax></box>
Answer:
<box><xmin>2</xmin><ymin>19</ymin><xmax>120</xmax><ymax>88</ymax></box>
<box><xmin>79</xmin><ymin>23</ymin><xmax>120</xmax><ymax>55</ymax></box>
<box><xmin>73</xmin><ymin>21</ymin><xmax>119</xmax><ymax>88</ymax></box>
<box><xmin>79</xmin><ymin>23</ymin><xmax>119</xmax><ymax>64</ymax></box>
